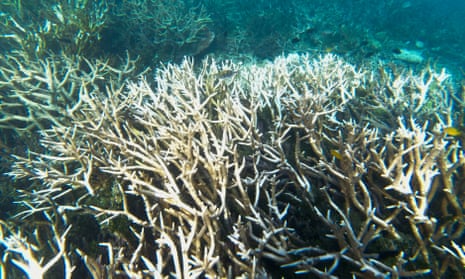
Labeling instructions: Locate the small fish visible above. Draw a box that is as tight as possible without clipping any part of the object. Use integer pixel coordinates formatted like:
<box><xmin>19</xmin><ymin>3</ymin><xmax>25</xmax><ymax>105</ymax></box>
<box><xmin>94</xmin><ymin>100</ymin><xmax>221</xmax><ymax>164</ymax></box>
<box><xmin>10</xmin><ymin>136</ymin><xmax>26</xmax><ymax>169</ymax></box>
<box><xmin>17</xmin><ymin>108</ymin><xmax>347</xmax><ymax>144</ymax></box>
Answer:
<box><xmin>330</xmin><ymin>149</ymin><xmax>342</xmax><ymax>160</ymax></box>
<box><xmin>291</xmin><ymin>36</ymin><xmax>300</xmax><ymax>44</ymax></box>
<box><xmin>216</xmin><ymin>69</ymin><xmax>237</xmax><ymax>79</ymax></box>
<box><xmin>444</xmin><ymin>127</ymin><xmax>462</xmax><ymax>137</ymax></box>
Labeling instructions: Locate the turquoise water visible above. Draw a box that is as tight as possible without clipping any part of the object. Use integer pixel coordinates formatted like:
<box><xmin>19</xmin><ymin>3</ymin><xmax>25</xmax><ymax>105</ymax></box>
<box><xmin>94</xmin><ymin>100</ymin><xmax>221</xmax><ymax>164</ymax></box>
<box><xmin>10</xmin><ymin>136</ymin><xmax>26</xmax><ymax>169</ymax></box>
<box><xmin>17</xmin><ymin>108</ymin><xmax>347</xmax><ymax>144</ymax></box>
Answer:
<box><xmin>1</xmin><ymin>1</ymin><xmax>464</xmax><ymax>278</ymax></box>
<box><xmin>2</xmin><ymin>1</ymin><xmax>464</xmax><ymax>68</ymax></box>
<box><xmin>203</xmin><ymin>0</ymin><xmax>465</xmax><ymax>70</ymax></box>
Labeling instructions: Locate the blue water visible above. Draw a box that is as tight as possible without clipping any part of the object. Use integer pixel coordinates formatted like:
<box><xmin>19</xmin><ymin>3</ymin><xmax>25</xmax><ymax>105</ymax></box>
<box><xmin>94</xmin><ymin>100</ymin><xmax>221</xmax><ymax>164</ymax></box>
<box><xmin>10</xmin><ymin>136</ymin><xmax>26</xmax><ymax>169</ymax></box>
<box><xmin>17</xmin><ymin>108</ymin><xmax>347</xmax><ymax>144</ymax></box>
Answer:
<box><xmin>203</xmin><ymin>0</ymin><xmax>465</xmax><ymax>70</ymax></box>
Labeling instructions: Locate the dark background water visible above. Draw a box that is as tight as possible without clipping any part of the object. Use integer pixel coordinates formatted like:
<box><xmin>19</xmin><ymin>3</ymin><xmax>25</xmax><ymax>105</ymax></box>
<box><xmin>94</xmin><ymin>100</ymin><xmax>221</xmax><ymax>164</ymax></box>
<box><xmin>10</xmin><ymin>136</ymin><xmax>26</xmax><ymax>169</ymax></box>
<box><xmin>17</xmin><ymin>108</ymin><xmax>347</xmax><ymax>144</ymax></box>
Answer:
<box><xmin>202</xmin><ymin>0</ymin><xmax>465</xmax><ymax>71</ymax></box>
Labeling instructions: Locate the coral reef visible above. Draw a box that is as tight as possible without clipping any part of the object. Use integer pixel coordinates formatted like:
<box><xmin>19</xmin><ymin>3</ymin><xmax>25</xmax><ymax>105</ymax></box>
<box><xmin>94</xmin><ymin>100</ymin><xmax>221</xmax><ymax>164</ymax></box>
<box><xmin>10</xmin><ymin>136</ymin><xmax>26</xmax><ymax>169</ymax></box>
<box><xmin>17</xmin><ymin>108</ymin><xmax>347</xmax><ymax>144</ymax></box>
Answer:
<box><xmin>0</xmin><ymin>52</ymin><xmax>138</xmax><ymax>132</ymax></box>
<box><xmin>0</xmin><ymin>0</ymin><xmax>214</xmax><ymax>134</ymax></box>
<box><xmin>1</xmin><ymin>53</ymin><xmax>464</xmax><ymax>278</ymax></box>
<box><xmin>0</xmin><ymin>0</ymin><xmax>213</xmax><ymax>62</ymax></box>
<box><xmin>0</xmin><ymin>0</ymin><xmax>108</xmax><ymax>58</ymax></box>
<box><xmin>106</xmin><ymin>0</ymin><xmax>214</xmax><ymax>62</ymax></box>
<box><xmin>2</xmin><ymin>1</ymin><xmax>465</xmax><ymax>278</ymax></box>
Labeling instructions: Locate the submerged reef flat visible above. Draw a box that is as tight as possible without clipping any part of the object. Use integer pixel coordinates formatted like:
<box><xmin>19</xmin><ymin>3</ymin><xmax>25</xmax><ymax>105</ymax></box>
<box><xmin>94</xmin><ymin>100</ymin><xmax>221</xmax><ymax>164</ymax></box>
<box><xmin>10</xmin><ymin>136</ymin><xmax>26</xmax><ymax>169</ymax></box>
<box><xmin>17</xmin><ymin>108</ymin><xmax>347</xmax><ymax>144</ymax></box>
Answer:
<box><xmin>1</xmin><ymin>0</ymin><xmax>465</xmax><ymax>278</ymax></box>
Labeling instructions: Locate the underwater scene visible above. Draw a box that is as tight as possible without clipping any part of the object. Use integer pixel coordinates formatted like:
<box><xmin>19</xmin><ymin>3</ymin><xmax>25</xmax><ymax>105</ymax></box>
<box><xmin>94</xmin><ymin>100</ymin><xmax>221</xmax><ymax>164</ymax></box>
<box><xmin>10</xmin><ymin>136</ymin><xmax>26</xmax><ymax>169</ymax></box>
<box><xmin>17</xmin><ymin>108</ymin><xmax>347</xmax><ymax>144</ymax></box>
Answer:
<box><xmin>1</xmin><ymin>0</ymin><xmax>465</xmax><ymax>278</ymax></box>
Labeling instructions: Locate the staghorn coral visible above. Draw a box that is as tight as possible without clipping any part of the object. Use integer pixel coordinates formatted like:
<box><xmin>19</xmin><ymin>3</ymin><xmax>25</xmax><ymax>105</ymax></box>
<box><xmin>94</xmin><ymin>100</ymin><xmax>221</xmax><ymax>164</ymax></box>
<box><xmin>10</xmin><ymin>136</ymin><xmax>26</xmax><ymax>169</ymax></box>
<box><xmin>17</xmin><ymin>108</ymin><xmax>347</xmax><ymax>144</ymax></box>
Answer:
<box><xmin>0</xmin><ymin>0</ymin><xmax>108</xmax><ymax>58</ymax></box>
<box><xmin>0</xmin><ymin>0</ymin><xmax>215</xmax><ymax>139</ymax></box>
<box><xmin>1</xmin><ymin>53</ymin><xmax>464</xmax><ymax>278</ymax></box>
<box><xmin>0</xmin><ymin>51</ymin><xmax>138</xmax><ymax>133</ymax></box>
<box><xmin>106</xmin><ymin>0</ymin><xmax>214</xmax><ymax>63</ymax></box>
<box><xmin>0</xmin><ymin>0</ymin><xmax>214</xmax><ymax>63</ymax></box>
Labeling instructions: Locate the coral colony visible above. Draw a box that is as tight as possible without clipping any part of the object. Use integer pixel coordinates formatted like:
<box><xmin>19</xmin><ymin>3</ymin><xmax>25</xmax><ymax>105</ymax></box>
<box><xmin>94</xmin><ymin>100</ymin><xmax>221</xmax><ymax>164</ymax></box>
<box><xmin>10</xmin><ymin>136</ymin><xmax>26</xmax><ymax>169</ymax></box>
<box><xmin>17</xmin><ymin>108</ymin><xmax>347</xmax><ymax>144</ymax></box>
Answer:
<box><xmin>1</xmin><ymin>1</ymin><xmax>465</xmax><ymax>278</ymax></box>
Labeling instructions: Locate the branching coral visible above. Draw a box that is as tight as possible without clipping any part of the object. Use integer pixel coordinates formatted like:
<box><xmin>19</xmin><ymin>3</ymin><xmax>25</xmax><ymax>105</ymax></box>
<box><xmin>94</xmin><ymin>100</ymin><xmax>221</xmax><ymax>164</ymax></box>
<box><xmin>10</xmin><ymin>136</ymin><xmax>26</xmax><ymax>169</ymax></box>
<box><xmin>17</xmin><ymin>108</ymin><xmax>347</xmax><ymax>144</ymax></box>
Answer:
<box><xmin>0</xmin><ymin>51</ymin><xmax>138</xmax><ymax>133</ymax></box>
<box><xmin>1</xmin><ymin>54</ymin><xmax>464</xmax><ymax>278</ymax></box>
<box><xmin>107</xmin><ymin>0</ymin><xmax>214</xmax><ymax>62</ymax></box>
<box><xmin>1</xmin><ymin>0</ymin><xmax>213</xmax><ymax>62</ymax></box>
<box><xmin>0</xmin><ymin>0</ymin><xmax>108</xmax><ymax>58</ymax></box>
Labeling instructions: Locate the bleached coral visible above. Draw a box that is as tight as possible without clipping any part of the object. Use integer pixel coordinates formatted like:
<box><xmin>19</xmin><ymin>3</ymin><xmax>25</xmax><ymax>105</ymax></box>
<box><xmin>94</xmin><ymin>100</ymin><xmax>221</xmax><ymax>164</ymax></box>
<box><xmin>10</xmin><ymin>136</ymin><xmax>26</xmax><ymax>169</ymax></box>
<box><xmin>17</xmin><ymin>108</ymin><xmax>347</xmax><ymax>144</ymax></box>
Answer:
<box><xmin>0</xmin><ymin>52</ymin><xmax>137</xmax><ymax>132</ymax></box>
<box><xmin>1</xmin><ymin>53</ymin><xmax>464</xmax><ymax>278</ymax></box>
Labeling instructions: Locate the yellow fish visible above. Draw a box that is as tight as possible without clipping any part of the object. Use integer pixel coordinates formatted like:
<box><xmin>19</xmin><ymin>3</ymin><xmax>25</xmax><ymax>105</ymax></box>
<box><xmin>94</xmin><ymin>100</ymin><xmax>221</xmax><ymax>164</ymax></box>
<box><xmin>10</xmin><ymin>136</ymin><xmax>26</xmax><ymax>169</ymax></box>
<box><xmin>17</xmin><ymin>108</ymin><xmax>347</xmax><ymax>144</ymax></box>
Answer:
<box><xmin>444</xmin><ymin>127</ymin><xmax>462</xmax><ymax>137</ymax></box>
<box><xmin>330</xmin><ymin>149</ymin><xmax>343</xmax><ymax>160</ymax></box>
